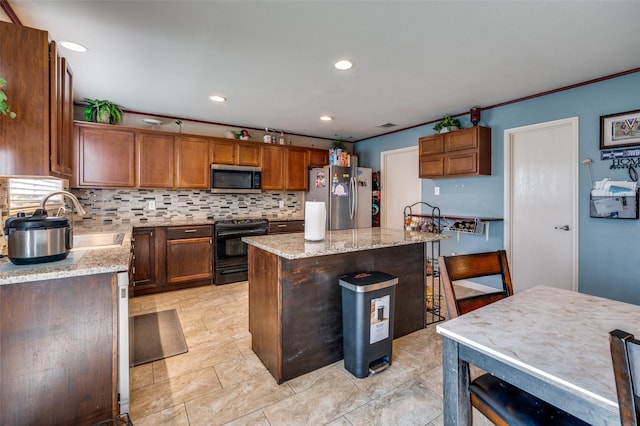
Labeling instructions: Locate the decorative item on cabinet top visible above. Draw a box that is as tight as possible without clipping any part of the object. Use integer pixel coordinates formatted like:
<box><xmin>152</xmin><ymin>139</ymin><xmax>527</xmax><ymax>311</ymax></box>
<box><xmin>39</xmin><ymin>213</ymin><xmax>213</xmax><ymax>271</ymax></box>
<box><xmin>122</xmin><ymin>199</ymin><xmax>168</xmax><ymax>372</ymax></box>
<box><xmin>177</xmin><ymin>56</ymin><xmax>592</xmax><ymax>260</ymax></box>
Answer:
<box><xmin>433</xmin><ymin>115</ymin><xmax>461</xmax><ymax>134</ymax></box>
<box><xmin>82</xmin><ymin>98</ymin><xmax>123</xmax><ymax>124</ymax></box>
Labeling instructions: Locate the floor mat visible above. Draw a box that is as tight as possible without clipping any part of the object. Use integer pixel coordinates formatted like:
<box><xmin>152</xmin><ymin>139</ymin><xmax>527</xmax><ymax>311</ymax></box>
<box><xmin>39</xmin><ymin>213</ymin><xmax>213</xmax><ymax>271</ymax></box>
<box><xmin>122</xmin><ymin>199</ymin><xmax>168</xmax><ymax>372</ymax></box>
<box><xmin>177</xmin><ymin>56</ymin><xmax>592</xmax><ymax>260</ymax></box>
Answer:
<box><xmin>131</xmin><ymin>309</ymin><xmax>188</xmax><ymax>367</ymax></box>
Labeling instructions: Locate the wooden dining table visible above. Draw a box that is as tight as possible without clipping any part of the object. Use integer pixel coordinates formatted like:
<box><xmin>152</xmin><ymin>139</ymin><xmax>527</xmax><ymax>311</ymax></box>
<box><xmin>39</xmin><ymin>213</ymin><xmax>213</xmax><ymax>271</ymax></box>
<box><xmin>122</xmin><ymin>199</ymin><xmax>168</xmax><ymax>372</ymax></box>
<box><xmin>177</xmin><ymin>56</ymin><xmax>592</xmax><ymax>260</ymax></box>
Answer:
<box><xmin>436</xmin><ymin>285</ymin><xmax>640</xmax><ymax>425</ymax></box>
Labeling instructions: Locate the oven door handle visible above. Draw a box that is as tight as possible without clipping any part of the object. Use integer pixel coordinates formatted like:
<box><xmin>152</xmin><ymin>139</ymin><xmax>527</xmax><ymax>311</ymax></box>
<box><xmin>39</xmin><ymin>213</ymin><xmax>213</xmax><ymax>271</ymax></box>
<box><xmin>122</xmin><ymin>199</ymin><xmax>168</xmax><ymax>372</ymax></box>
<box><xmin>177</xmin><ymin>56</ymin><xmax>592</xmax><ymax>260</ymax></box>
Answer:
<box><xmin>216</xmin><ymin>228</ymin><xmax>267</xmax><ymax>238</ymax></box>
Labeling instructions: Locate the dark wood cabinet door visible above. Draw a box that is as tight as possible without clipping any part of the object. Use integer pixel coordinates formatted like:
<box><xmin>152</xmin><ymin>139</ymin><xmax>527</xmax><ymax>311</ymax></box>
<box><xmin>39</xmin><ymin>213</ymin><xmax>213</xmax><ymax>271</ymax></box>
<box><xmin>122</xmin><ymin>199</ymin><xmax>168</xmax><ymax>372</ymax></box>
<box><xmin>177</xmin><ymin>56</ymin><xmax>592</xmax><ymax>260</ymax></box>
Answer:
<box><xmin>261</xmin><ymin>145</ymin><xmax>285</xmax><ymax>190</ymax></box>
<box><xmin>285</xmin><ymin>147</ymin><xmax>308</xmax><ymax>190</ymax></box>
<box><xmin>0</xmin><ymin>274</ymin><xmax>117</xmax><ymax>425</ymax></box>
<box><xmin>237</xmin><ymin>142</ymin><xmax>261</xmax><ymax>166</ymax></box>
<box><xmin>136</xmin><ymin>132</ymin><xmax>175</xmax><ymax>188</ymax></box>
<box><xmin>308</xmin><ymin>148</ymin><xmax>329</xmax><ymax>167</ymax></box>
<box><xmin>76</xmin><ymin>124</ymin><xmax>136</xmax><ymax>187</ymax></box>
<box><xmin>211</xmin><ymin>139</ymin><xmax>236</xmax><ymax>165</ymax></box>
<box><xmin>132</xmin><ymin>227</ymin><xmax>157</xmax><ymax>294</ymax></box>
<box><xmin>0</xmin><ymin>22</ymin><xmax>50</xmax><ymax>176</ymax></box>
<box><xmin>50</xmin><ymin>43</ymin><xmax>74</xmax><ymax>179</ymax></box>
<box><xmin>176</xmin><ymin>136</ymin><xmax>211</xmax><ymax>189</ymax></box>
<box><xmin>166</xmin><ymin>236</ymin><xmax>213</xmax><ymax>284</ymax></box>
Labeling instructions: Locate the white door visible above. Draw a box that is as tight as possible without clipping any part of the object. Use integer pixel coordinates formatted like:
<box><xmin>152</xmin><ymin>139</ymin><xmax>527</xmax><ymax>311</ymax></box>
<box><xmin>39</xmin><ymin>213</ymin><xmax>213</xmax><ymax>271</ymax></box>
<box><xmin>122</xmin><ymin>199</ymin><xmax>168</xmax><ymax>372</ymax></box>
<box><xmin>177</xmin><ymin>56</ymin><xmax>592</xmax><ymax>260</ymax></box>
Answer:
<box><xmin>504</xmin><ymin>117</ymin><xmax>578</xmax><ymax>293</ymax></box>
<box><xmin>381</xmin><ymin>146</ymin><xmax>422</xmax><ymax>229</ymax></box>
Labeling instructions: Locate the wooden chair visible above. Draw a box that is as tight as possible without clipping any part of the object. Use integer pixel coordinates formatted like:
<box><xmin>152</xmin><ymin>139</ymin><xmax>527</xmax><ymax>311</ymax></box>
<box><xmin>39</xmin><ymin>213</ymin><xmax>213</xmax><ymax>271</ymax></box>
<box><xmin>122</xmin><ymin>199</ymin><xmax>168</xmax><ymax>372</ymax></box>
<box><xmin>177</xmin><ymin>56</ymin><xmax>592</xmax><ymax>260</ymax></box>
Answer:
<box><xmin>609</xmin><ymin>329</ymin><xmax>640</xmax><ymax>425</ymax></box>
<box><xmin>438</xmin><ymin>250</ymin><xmax>513</xmax><ymax>318</ymax></box>
<box><xmin>438</xmin><ymin>250</ymin><xmax>589</xmax><ymax>425</ymax></box>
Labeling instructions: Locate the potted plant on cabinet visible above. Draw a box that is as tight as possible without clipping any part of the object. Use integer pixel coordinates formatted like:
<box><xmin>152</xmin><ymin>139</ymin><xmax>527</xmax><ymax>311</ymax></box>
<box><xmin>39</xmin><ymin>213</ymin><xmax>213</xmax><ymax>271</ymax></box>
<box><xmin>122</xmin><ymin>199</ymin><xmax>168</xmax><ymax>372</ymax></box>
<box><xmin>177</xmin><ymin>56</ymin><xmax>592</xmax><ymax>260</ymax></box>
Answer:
<box><xmin>0</xmin><ymin>77</ymin><xmax>17</xmax><ymax>119</ymax></box>
<box><xmin>433</xmin><ymin>115</ymin><xmax>461</xmax><ymax>133</ymax></box>
<box><xmin>82</xmin><ymin>98</ymin><xmax>123</xmax><ymax>124</ymax></box>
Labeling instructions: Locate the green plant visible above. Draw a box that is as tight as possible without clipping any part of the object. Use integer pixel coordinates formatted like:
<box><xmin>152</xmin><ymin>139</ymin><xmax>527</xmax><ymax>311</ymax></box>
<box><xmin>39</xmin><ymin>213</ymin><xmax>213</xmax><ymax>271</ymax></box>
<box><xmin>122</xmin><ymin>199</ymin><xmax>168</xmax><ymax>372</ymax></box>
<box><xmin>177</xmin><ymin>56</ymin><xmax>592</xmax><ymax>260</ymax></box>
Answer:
<box><xmin>0</xmin><ymin>78</ymin><xmax>17</xmax><ymax>119</ymax></box>
<box><xmin>433</xmin><ymin>115</ymin><xmax>461</xmax><ymax>133</ymax></box>
<box><xmin>82</xmin><ymin>98</ymin><xmax>123</xmax><ymax>124</ymax></box>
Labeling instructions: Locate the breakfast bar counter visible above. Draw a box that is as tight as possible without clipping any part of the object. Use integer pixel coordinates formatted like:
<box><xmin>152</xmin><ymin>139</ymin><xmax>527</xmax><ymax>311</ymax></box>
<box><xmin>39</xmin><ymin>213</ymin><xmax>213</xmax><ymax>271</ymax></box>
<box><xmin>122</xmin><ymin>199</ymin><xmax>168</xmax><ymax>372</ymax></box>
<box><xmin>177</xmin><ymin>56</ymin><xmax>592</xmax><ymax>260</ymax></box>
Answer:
<box><xmin>243</xmin><ymin>227</ymin><xmax>446</xmax><ymax>383</ymax></box>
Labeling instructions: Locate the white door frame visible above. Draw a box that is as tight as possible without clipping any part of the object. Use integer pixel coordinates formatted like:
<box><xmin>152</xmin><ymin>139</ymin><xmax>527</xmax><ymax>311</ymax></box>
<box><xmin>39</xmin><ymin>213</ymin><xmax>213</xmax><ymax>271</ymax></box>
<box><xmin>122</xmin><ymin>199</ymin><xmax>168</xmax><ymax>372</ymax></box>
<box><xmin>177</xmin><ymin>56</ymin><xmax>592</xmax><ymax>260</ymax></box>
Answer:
<box><xmin>381</xmin><ymin>146</ymin><xmax>422</xmax><ymax>229</ymax></box>
<box><xmin>504</xmin><ymin>117</ymin><xmax>579</xmax><ymax>291</ymax></box>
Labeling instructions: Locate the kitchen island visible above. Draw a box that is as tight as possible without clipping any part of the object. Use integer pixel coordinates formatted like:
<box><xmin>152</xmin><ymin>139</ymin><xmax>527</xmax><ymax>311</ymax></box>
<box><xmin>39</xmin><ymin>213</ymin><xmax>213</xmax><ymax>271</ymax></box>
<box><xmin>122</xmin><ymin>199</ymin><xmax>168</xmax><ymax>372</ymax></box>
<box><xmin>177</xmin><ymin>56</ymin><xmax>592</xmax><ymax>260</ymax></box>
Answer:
<box><xmin>243</xmin><ymin>227</ymin><xmax>446</xmax><ymax>383</ymax></box>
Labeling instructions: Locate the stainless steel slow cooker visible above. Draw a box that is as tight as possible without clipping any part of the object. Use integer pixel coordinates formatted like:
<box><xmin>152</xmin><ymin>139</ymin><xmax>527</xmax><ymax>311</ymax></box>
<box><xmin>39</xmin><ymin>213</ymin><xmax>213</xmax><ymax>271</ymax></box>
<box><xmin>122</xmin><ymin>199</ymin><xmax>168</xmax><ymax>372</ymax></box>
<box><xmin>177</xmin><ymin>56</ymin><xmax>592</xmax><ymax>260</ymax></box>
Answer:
<box><xmin>4</xmin><ymin>209</ymin><xmax>72</xmax><ymax>265</ymax></box>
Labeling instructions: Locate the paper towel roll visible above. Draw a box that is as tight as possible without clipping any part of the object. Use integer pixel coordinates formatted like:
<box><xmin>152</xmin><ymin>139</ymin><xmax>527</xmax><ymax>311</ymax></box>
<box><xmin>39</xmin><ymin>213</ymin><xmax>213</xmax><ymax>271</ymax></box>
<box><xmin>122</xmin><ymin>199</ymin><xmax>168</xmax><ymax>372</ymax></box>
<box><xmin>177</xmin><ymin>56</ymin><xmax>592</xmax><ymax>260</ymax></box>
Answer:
<box><xmin>305</xmin><ymin>201</ymin><xmax>326</xmax><ymax>241</ymax></box>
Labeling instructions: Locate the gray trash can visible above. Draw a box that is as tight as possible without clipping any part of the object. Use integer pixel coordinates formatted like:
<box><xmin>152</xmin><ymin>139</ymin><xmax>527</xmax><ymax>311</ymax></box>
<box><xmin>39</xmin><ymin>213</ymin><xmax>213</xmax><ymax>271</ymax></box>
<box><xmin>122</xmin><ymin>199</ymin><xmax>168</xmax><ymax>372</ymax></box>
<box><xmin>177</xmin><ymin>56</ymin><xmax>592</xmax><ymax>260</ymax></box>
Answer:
<box><xmin>339</xmin><ymin>271</ymin><xmax>398</xmax><ymax>378</ymax></box>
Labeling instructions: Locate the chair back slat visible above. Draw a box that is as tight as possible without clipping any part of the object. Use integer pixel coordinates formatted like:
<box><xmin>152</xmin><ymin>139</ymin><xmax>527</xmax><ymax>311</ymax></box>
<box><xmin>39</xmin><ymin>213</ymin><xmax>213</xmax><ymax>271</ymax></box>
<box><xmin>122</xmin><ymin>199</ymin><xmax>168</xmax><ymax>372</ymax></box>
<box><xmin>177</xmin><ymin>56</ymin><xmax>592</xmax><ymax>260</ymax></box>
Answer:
<box><xmin>609</xmin><ymin>329</ymin><xmax>640</xmax><ymax>426</ymax></box>
<box><xmin>438</xmin><ymin>250</ymin><xmax>514</xmax><ymax>318</ymax></box>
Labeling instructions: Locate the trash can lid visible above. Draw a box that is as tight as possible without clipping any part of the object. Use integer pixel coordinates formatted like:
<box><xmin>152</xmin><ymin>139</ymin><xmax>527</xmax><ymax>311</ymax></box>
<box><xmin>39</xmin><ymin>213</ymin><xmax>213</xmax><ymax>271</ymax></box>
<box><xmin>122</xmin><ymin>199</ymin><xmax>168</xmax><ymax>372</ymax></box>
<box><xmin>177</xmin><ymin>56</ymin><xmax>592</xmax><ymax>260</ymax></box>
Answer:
<box><xmin>339</xmin><ymin>271</ymin><xmax>398</xmax><ymax>292</ymax></box>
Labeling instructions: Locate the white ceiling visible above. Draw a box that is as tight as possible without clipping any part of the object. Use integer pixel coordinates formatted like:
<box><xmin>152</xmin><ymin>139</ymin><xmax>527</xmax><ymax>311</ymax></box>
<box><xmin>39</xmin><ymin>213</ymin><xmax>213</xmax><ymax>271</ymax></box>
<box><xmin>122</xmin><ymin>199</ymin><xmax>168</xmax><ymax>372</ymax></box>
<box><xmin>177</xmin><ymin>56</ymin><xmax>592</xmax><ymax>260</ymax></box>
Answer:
<box><xmin>9</xmin><ymin>0</ymin><xmax>640</xmax><ymax>141</ymax></box>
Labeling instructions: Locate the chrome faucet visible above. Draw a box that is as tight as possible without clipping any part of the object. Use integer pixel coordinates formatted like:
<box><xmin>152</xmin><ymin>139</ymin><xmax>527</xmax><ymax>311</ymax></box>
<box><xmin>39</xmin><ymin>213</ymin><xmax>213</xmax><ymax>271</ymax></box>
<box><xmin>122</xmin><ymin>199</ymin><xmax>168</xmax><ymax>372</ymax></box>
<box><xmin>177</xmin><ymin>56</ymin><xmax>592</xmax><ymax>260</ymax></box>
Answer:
<box><xmin>40</xmin><ymin>191</ymin><xmax>87</xmax><ymax>228</ymax></box>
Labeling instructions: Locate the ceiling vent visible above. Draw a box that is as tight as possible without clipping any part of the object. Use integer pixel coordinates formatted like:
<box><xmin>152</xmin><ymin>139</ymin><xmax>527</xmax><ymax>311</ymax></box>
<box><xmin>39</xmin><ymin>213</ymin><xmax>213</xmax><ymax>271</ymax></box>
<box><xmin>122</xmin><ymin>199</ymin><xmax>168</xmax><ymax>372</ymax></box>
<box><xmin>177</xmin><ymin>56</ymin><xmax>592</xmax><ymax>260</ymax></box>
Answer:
<box><xmin>377</xmin><ymin>122</ymin><xmax>397</xmax><ymax>128</ymax></box>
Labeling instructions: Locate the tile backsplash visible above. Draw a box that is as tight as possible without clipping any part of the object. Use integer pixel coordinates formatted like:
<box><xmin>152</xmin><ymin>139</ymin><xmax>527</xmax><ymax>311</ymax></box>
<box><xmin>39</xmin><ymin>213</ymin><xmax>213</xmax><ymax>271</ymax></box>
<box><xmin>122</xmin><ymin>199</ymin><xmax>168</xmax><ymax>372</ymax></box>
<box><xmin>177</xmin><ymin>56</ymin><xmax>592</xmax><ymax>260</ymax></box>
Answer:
<box><xmin>0</xmin><ymin>185</ymin><xmax>303</xmax><ymax>252</ymax></box>
<box><xmin>70</xmin><ymin>188</ymin><xmax>304</xmax><ymax>224</ymax></box>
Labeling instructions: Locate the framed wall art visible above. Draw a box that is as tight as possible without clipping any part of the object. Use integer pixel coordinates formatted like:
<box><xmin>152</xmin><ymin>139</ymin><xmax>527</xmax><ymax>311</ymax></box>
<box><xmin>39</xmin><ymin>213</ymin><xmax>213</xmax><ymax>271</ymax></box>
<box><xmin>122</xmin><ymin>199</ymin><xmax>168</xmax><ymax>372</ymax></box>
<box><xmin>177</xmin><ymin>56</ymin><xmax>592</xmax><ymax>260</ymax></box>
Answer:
<box><xmin>600</xmin><ymin>109</ymin><xmax>640</xmax><ymax>149</ymax></box>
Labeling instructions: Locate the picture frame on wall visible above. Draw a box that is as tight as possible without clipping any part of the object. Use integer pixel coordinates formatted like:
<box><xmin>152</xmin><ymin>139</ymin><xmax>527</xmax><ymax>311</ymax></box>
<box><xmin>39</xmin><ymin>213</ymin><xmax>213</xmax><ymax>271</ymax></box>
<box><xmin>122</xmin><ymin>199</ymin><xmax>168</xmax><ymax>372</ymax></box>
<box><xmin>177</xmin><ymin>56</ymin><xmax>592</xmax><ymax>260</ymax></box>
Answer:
<box><xmin>600</xmin><ymin>109</ymin><xmax>640</xmax><ymax>149</ymax></box>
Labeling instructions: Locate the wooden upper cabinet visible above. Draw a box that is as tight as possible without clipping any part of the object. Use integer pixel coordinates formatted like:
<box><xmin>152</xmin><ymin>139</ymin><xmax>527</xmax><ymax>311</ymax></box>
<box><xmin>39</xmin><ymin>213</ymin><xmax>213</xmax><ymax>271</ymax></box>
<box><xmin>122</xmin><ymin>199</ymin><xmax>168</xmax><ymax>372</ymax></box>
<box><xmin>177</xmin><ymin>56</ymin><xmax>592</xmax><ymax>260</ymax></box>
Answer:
<box><xmin>211</xmin><ymin>139</ymin><xmax>236</xmax><ymax>165</ymax></box>
<box><xmin>211</xmin><ymin>138</ymin><xmax>261</xmax><ymax>167</ymax></box>
<box><xmin>136</xmin><ymin>132</ymin><xmax>175</xmax><ymax>188</ymax></box>
<box><xmin>237</xmin><ymin>142</ymin><xmax>261</xmax><ymax>166</ymax></box>
<box><xmin>176</xmin><ymin>135</ymin><xmax>211</xmax><ymax>189</ymax></box>
<box><xmin>50</xmin><ymin>43</ymin><xmax>74</xmax><ymax>179</ymax></box>
<box><xmin>75</xmin><ymin>124</ymin><xmax>136</xmax><ymax>187</ymax></box>
<box><xmin>0</xmin><ymin>23</ymin><xmax>51</xmax><ymax>176</ymax></box>
<box><xmin>285</xmin><ymin>147</ymin><xmax>308</xmax><ymax>190</ymax></box>
<box><xmin>308</xmin><ymin>148</ymin><xmax>329</xmax><ymax>167</ymax></box>
<box><xmin>418</xmin><ymin>126</ymin><xmax>491</xmax><ymax>178</ymax></box>
<box><xmin>261</xmin><ymin>145</ymin><xmax>285</xmax><ymax>190</ymax></box>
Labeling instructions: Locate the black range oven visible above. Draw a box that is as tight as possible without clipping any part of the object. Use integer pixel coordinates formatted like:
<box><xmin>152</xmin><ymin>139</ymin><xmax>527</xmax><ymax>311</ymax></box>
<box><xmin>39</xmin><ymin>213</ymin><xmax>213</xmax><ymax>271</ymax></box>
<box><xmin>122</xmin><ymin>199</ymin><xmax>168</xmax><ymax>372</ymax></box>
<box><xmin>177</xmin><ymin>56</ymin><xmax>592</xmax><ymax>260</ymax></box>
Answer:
<box><xmin>214</xmin><ymin>218</ymin><xmax>268</xmax><ymax>284</ymax></box>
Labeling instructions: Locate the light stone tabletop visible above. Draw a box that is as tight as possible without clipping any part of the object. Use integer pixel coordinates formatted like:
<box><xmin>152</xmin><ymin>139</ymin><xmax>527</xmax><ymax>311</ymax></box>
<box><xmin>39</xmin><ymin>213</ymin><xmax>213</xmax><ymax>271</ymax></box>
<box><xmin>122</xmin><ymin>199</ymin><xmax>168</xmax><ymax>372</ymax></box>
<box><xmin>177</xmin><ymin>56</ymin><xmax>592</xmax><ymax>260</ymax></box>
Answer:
<box><xmin>437</xmin><ymin>285</ymin><xmax>640</xmax><ymax>425</ymax></box>
<box><xmin>242</xmin><ymin>227</ymin><xmax>448</xmax><ymax>260</ymax></box>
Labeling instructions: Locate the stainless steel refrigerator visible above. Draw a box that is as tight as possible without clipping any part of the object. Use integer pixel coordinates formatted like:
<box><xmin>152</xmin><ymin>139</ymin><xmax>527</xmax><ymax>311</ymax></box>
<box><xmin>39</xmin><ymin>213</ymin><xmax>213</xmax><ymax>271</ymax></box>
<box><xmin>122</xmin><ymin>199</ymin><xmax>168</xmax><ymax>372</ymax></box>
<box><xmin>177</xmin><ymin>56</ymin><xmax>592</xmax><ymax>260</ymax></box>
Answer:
<box><xmin>306</xmin><ymin>165</ymin><xmax>372</xmax><ymax>230</ymax></box>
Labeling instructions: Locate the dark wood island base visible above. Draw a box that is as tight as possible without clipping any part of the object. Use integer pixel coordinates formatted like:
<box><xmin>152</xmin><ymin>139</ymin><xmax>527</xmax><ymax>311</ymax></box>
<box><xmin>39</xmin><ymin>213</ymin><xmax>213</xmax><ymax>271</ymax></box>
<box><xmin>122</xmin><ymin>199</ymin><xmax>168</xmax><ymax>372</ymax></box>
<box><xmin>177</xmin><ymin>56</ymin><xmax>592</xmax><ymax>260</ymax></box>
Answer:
<box><xmin>248</xmin><ymin>242</ymin><xmax>428</xmax><ymax>384</ymax></box>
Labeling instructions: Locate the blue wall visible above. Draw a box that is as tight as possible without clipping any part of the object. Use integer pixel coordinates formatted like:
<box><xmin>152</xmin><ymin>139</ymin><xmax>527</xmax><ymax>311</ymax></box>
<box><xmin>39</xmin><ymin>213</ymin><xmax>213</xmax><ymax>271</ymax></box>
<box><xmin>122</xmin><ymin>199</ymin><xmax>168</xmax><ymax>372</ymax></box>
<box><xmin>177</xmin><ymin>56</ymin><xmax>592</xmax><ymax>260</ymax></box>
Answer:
<box><xmin>355</xmin><ymin>71</ymin><xmax>640</xmax><ymax>305</ymax></box>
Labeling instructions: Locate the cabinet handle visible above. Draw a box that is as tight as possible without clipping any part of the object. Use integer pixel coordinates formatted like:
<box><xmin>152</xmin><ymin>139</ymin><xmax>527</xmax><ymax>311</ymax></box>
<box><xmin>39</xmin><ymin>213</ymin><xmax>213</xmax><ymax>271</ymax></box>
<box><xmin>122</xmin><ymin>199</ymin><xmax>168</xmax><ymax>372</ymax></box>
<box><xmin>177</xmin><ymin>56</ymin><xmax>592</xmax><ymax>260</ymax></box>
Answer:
<box><xmin>183</xmin><ymin>229</ymin><xmax>198</xmax><ymax>233</ymax></box>
<box><xmin>277</xmin><ymin>224</ymin><xmax>287</xmax><ymax>228</ymax></box>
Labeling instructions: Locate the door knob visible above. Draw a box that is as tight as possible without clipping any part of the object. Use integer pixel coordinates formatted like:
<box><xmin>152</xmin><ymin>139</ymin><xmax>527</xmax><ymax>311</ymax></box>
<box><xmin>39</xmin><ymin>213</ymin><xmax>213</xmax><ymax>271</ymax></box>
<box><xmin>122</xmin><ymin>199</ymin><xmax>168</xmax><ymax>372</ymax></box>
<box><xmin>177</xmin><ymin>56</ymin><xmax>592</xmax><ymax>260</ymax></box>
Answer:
<box><xmin>554</xmin><ymin>225</ymin><xmax>571</xmax><ymax>231</ymax></box>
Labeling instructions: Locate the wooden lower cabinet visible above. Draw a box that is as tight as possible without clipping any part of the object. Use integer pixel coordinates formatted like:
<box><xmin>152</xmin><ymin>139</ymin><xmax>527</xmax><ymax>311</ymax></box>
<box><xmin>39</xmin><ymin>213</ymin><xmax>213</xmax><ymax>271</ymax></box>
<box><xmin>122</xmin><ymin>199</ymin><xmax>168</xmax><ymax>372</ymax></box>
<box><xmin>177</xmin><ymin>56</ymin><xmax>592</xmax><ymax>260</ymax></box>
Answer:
<box><xmin>131</xmin><ymin>227</ymin><xmax>158</xmax><ymax>295</ymax></box>
<box><xmin>0</xmin><ymin>273</ymin><xmax>117</xmax><ymax>425</ymax></box>
<box><xmin>166</xmin><ymin>225</ymin><xmax>213</xmax><ymax>285</ymax></box>
<box><xmin>131</xmin><ymin>225</ymin><xmax>213</xmax><ymax>296</ymax></box>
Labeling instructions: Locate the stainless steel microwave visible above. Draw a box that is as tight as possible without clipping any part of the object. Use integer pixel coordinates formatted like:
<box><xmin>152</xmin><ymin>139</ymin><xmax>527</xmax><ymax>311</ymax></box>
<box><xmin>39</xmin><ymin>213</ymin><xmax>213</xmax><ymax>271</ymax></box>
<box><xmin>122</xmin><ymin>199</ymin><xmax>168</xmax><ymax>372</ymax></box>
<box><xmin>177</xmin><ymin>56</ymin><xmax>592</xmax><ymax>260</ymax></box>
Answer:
<box><xmin>210</xmin><ymin>164</ymin><xmax>262</xmax><ymax>193</ymax></box>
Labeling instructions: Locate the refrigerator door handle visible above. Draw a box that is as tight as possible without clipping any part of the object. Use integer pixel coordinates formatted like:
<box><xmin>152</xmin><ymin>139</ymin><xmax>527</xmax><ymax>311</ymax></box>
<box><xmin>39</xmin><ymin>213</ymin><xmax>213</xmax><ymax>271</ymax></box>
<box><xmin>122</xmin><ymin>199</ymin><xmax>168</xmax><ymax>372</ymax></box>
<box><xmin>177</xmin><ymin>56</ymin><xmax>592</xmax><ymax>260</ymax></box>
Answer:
<box><xmin>350</xmin><ymin>176</ymin><xmax>357</xmax><ymax>220</ymax></box>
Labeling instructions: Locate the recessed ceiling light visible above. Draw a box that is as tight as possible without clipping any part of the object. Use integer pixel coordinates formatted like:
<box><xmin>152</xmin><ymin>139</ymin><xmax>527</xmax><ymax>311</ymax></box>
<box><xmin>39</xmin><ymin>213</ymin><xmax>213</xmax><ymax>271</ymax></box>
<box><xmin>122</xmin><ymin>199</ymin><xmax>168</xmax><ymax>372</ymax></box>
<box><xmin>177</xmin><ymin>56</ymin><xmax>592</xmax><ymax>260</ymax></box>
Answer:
<box><xmin>334</xmin><ymin>60</ymin><xmax>353</xmax><ymax>70</ymax></box>
<box><xmin>320</xmin><ymin>115</ymin><xmax>333</xmax><ymax>121</ymax></box>
<box><xmin>59</xmin><ymin>40</ymin><xmax>88</xmax><ymax>52</ymax></box>
<box><xmin>210</xmin><ymin>95</ymin><xmax>227</xmax><ymax>102</ymax></box>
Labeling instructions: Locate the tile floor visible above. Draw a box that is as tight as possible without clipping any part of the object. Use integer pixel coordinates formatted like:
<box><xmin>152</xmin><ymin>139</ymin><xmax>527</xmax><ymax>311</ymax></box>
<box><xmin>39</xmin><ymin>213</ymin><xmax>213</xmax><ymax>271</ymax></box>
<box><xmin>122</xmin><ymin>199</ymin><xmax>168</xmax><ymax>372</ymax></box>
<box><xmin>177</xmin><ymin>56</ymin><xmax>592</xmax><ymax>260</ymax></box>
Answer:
<box><xmin>128</xmin><ymin>282</ymin><xmax>491</xmax><ymax>426</ymax></box>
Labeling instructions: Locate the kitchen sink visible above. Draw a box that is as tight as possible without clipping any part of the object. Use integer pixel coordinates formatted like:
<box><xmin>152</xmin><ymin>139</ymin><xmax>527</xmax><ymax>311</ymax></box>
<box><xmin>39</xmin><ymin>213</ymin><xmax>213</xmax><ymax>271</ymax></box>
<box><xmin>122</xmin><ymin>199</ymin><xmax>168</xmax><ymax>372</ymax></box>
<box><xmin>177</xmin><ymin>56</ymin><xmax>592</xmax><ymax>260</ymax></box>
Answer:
<box><xmin>72</xmin><ymin>232</ymin><xmax>126</xmax><ymax>250</ymax></box>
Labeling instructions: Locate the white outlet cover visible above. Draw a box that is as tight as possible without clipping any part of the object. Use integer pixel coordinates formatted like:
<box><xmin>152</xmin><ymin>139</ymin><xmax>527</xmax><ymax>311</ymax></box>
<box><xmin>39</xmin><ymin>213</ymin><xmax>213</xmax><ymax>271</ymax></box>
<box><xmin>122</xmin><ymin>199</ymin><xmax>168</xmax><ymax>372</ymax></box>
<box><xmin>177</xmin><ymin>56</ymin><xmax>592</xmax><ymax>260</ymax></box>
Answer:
<box><xmin>434</xmin><ymin>187</ymin><xmax>440</xmax><ymax>195</ymax></box>
<box><xmin>148</xmin><ymin>200</ymin><xmax>156</xmax><ymax>210</ymax></box>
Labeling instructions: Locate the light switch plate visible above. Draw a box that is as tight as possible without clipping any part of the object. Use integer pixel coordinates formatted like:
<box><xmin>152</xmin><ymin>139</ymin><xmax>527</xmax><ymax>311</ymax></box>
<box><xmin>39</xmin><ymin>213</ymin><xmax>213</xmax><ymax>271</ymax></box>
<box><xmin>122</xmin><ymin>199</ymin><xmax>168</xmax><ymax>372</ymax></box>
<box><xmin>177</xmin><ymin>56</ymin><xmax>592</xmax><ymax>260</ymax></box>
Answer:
<box><xmin>434</xmin><ymin>187</ymin><xmax>440</xmax><ymax>195</ymax></box>
<box><xmin>148</xmin><ymin>200</ymin><xmax>156</xmax><ymax>210</ymax></box>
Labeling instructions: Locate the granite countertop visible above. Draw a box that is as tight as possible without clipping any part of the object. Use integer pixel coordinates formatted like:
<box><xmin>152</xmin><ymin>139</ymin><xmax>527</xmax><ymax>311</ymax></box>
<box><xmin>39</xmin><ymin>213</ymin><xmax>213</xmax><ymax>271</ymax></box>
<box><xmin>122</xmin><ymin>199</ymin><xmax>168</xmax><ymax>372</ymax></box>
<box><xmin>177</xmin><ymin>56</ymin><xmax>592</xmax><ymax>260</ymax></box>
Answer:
<box><xmin>0</xmin><ymin>223</ymin><xmax>133</xmax><ymax>285</ymax></box>
<box><xmin>0</xmin><ymin>216</ymin><xmax>306</xmax><ymax>284</ymax></box>
<box><xmin>243</xmin><ymin>227</ymin><xmax>447</xmax><ymax>260</ymax></box>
